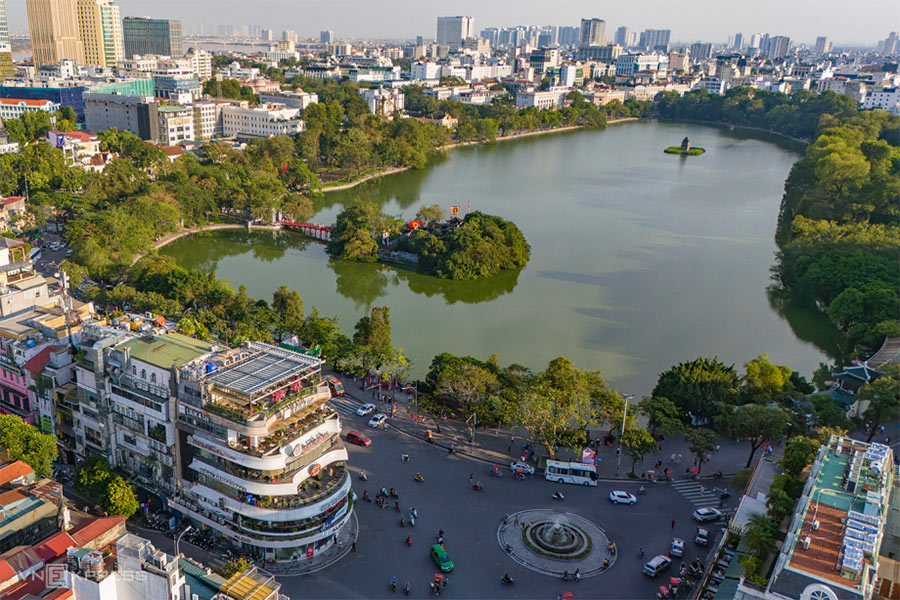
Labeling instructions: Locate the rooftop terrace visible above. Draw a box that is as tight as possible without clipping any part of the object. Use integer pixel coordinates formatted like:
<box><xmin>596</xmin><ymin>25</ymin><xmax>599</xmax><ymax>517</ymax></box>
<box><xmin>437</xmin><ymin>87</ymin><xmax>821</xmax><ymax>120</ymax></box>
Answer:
<box><xmin>206</xmin><ymin>342</ymin><xmax>322</xmax><ymax>400</ymax></box>
<box><xmin>119</xmin><ymin>332</ymin><xmax>215</xmax><ymax>369</ymax></box>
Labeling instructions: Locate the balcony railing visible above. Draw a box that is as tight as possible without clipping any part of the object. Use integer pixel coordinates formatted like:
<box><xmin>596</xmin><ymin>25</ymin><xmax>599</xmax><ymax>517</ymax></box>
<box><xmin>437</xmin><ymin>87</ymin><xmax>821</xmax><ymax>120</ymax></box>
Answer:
<box><xmin>227</xmin><ymin>407</ymin><xmax>336</xmax><ymax>457</ymax></box>
<box><xmin>194</xmin><ymin>435</ymin><xmax>340</xmax><ymax>484</ymax></box>
<box><xmin>199</xmin><ymin>465</ymin><xmax>348</xmax><ymax>510</ymax></box>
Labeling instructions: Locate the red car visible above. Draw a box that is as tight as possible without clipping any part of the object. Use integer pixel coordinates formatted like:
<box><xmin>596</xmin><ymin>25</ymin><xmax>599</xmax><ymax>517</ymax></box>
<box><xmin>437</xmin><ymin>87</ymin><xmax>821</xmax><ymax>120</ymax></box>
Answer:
<box><xmin>346</xmin><ymin>431</ymin><xmax>372</xmax><ymax>447</ymax></box>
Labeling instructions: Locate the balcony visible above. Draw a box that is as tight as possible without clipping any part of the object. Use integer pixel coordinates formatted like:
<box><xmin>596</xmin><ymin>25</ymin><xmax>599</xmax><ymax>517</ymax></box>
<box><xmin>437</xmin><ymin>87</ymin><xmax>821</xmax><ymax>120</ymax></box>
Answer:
<box><xmin>205</xmin><ymin>384</ymin><xmax>322</xmax><ymax>425</ymax></box>
<box><xmin>251</xmin><ymin>464</ymin><xmax>347</xmax><ymax>509</ymax></box>
<box><xmin>227</xmin><ymin>406</ymin><xmax>337</xmax><ymax>457</ymax></box>
<box><xmin>194</xmin><ymin>434</ymin><xmax>340</xmax><ymax>484</ymax></box>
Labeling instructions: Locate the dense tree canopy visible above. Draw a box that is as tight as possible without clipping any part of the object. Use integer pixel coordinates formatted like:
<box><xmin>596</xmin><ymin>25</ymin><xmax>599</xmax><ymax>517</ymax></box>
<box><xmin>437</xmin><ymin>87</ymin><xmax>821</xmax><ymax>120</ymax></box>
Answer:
<box><xmin>0</xmin><ymin>415</ymin><xmax>58</xmax><ymax>477</ymax></box>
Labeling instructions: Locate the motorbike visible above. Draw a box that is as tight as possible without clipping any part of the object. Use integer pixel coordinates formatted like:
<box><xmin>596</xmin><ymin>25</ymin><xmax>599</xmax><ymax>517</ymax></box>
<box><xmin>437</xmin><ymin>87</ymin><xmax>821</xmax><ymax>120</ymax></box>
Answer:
<box><xmin>712</xmin><ymin>471</ymin><xmax>723</xmax><ymax>479</ymax></box>
<box><xmin>552</xmin><ymin>491</ymin><xmax>565</xmax><ymax>501</ymax></box>
<box><xmin>391</xmin><ymin>578</ymin><xmax>397</xmax><ymax>593</ymax></box>
<box><xmin>389</xmin><ymin>488</ymin><xmax>399</xmax><ymax>498</ymax></box>
<box><xmin>410</xmin><ymin>507</ymin><xmax>418</xmax><ymax>519</ymax></box>
<box><xmin>638</xmin><ymin>486</ymin><xmax>647</xmax><ymax>495</ymax></box>
<box><xmin>501</xmin><ymin>574</ymin><xmax>514</xmax><ymax>585</ymax></box>
<box><xmin>472</xmin><ymin>482</ymin><xmax>483</xmax><ymax>491</ymax></box>
<box><xmin>409</xmin><ymin>515</ymin><xmax>416</xmax><ymax>527</ymax></box>
<box><xmin>359</xmin><ymin>471</ymin><xmax>368</xmax><ymax>481</ymax></box>
<box><xmin>414</xmin><ymin>474</ymin><xmax>425</xmax><ymax>483</ymax></box>
<box><xmin>406</xmin><ymin>535</ymin><xmax>412</xmax><ymax>547</ymax></box>
<box><xmin>404</xmin><ymin>582</ymin><xmax>410</xmax><ymax>596</ymax></box>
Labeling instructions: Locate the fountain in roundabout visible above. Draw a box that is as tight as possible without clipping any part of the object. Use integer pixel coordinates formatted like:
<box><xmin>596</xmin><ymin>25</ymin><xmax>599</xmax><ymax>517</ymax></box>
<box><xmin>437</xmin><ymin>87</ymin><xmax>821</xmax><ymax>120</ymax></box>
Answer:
<box><xmin>497</xmin><ymin>509</ymin><xmax>615</xmax><ymax>577</ymax></box>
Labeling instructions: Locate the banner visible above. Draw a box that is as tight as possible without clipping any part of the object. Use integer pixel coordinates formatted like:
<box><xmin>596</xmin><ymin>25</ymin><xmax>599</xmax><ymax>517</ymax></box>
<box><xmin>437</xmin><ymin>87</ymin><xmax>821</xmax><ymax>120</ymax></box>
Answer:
<box><xmin>580</xmin><ymin>447</ymin><xmax>596</xmax><ymax>464</ymax></box>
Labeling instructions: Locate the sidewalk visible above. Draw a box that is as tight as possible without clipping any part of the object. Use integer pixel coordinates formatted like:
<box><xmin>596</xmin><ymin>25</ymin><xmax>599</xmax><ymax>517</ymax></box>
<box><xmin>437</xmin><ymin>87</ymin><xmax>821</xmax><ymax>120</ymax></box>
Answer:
<box><xmin>342</xmin><ymin>379</ymin><xmax>762</xmax><ymax>480</ymax></box>
<box><xmin>263</xmin><ymin>512</ymin><xmax>359</xmax><ymax>576</ymax></box>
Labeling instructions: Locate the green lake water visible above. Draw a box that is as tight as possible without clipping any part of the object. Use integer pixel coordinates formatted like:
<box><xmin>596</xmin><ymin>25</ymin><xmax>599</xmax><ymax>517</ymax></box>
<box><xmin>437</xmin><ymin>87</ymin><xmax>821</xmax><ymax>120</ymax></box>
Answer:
<box><xmin>162</xmin><ymin>121</ymin><xmax>843</xmax><ymax>395</ymax></box>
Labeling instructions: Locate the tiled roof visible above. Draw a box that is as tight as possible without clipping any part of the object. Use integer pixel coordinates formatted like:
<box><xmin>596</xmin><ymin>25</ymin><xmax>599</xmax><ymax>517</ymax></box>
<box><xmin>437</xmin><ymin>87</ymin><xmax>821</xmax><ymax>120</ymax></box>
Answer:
<box><xmin>22</xmin><ymin>346</ymin><xmax>62</xmax><ymax>375</ymax></box>
<box><xmin>0</xmin><ymin>489</ymin><xmax>28</xmax><ymax>507</ymax></box>
<box><xmin>0</xmin><ymin>461</ymin><xmax>34</xmax><ymax>486</ymax></box>
<box><xmin>0</xmin><ymin>197</ymin><xmax>24</xmax><ymax>206</ymax></box>
<box><xmin>49</xmin><ymin>130</ymin><xmax>96</xmax><ymax>143</ymax></box>
<box><xmin>788</xmin><ymin>501</ymin><xmax>862</xmax><ymax>587</ymax></box>
<box><xmin>32</xmin><ymin>531</ymin><xmax>76</xmax><ymax>562</ymax></box>
<box><xmin>0</xmin><ymin>98</ymin><xmax>55</xmax><ymax>107</ymax></box>
<box><xmin>69</xmin><ymin>515</ymin><xmax>126</xmax><ymax>547</ymax></box>
<box><xmin>0</xmin><ymin>559</ymin><xmax>14</xmax><ymax>583</ymax></box>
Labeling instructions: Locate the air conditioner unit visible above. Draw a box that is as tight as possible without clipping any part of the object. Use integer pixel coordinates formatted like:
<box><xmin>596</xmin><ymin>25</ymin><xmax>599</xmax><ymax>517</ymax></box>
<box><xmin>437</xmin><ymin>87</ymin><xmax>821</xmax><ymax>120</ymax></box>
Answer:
<box><xmin>802</xmin><ymin>537</ymin><xmax>811</xmax><ymax>550</ymax></box>
<box><xmin>813</xmin><ymin>520</ymin><xmax>820</xmax><ymax>530</ymax></box>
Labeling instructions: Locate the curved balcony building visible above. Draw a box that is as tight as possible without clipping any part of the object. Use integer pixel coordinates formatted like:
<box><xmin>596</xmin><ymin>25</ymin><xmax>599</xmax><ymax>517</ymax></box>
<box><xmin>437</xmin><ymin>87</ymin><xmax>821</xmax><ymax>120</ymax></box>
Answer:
<box><xmin>170</xmin><ymin>342</ymin><xmax>353</xmax><ymax>564</ymax></box>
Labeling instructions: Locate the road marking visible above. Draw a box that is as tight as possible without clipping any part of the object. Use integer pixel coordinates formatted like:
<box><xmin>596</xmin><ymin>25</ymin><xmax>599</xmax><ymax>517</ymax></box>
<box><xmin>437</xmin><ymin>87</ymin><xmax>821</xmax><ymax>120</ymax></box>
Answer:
<box><xmin>670</xmin><ymin>480</ymin><xmax>723</xmax><ymax>507</ymax></box>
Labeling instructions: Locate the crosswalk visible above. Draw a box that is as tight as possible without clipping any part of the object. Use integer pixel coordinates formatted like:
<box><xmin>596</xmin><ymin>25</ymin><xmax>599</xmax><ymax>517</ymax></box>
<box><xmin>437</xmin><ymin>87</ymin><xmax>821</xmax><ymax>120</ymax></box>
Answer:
<box><xmin>670</xmin><ymin>479</ymin><xmax>727</xmax><ymax>509</ymax></box>
<box><xmin>329</xmin><ymin>398</ymin><xmax>362</xmax><ymax>418</ymax></box>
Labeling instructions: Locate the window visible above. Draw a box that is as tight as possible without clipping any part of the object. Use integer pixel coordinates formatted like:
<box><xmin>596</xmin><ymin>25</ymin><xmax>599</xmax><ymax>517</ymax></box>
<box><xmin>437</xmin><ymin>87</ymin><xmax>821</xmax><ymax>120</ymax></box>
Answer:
<box><xmin>150</xmin><ymin>373</ymin><xmax>157</xmax><ymax>384</ymax></box>
<box><xmin>141</xmin><ymin>369</ymin><xmax>146</xmax><ymax>379</ymax></box>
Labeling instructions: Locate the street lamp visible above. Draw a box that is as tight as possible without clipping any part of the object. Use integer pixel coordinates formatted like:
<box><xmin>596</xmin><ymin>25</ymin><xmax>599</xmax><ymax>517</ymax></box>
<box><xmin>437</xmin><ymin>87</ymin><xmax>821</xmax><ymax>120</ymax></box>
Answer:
<box><xmin>175</xmin><ymin>525</ymin><xmax>192</xmax><ymax>557</ymax></box>
<box><xmin>615</xmin><ymin>394</ymin><xmax>634</xmax><ymax>476</ymax></box>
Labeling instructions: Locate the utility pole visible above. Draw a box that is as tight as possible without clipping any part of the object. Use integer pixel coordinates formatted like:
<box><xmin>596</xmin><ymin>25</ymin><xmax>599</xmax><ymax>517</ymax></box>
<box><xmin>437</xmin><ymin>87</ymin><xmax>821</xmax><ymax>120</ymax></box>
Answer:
<box><xmin>615</xmin><ymin>394</ymin><xmax>634</xmax><ymax>476</ymax></box>
<box><xmin>175</xmin><ymin>525</ymin><xmax>192</xmax><ymax>557</ymax></box>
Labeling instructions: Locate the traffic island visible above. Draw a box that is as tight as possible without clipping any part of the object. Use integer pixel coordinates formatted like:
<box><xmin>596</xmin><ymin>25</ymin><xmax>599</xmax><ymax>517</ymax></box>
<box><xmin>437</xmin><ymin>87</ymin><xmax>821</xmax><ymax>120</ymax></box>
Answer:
<box><xmin>497</xmin><ymin>509</ymin><xmax>616</xmax><ymax>578</ymax></box>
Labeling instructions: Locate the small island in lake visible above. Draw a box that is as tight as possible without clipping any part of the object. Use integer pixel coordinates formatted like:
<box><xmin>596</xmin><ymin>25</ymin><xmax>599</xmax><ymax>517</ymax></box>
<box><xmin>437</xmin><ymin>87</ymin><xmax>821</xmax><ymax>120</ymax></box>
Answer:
<box><xmin>327</xmin><ymin>203</ymin><xmax>530</xmax><ymax>280</ymax></box>
<box><xmin>664</xmin><ymin>136</ymin><xmax>706</xmax><ymax>155</ymax></box>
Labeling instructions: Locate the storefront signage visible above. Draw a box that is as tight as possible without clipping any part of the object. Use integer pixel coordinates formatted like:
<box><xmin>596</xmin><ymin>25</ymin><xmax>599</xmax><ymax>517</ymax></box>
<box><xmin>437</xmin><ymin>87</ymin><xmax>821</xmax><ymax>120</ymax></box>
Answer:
<box><xmin>181</xmin><ymin>405</ymin><xmax>209</xmax><ymax>422</ymax></box>
<box><xmin>195</xmin><ymin>461</ymin><xmax>247</xmax><ymax>492</ymax></box>
<box><xmin>309</xmin><ymin>463</ymin><xmax>321</xmax><ymax>477</ymax></box>
<box><xmin>187</xmin><ymin>434</ymin><xmax>226</xmax><ymax>458</ymax></box>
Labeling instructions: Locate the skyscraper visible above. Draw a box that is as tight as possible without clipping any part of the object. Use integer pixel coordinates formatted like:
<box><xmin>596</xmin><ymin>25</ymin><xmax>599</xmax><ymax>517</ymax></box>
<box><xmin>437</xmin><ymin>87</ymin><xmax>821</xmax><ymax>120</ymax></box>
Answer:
<box><xmin>26</xmin><ymin>0</ymin><xmax>85</xmax><ymax>68</ymax></box>
<box><xmin>320</xmin><ymin>29</ymin><xmax>333</xmax><ymax>44</ymax></box>
<box><xmin>558</xmin><ymin>26</ymin><xmax>579</xmax><ymax>47</ymax></box>
<box><xmin>614</xmin><ymin>26</ymin><xmax>630</xmax><ymax>47</ymax></box>
<box><xmin>733</xmin><ymin>33</ymin><xmax>744</xmax><ymax>50</ymax></box>
<box><xmin>0</xmin><ymin>0</ymin><xmax>12</xmax><ymax>77</ymax></box>
<box><xmin>75</xmin><ymin>0</ymin><xmax>123</xmax><ymax>68</ymax></box>
<box><xmin>639</xmin><ymin>29</ymin><xmax>671</xmax><ymax>52</ymax></box>
<box><xmin>122</xmin><ymin>17</ymin><xmax>182</xmax><ymax>58</ymax></box>
<box><xmin>815</xmin><ymin>36</ymin><xmax>831</xmax><ymax>54</ymax></box>
<box><xmin>766</xmin><ymin>35</ymin><xmax>790</xmax><ymax>59</ymax></box>
<box><xmin>579</xmin><ymin>18</ymin><xmax>606</xmax><ymax>47</ymax></box>
<box><xmin>436</xmin><ymin>16</ymin><xmax>474</xmax><ymax>49</ymax></box>
<box><xmin>690</xmin><ymin>42</ymin><xmax>712</xmax><ymax>60</ymax></box>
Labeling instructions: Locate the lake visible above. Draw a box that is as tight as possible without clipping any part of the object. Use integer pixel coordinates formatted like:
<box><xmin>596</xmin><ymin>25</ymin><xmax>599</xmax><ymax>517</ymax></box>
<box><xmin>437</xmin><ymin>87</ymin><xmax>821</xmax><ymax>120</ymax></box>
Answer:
<box><xmin>162</xmin><ymin>121</ymin><xmax>842</xmax><ymax>396</ymax></box>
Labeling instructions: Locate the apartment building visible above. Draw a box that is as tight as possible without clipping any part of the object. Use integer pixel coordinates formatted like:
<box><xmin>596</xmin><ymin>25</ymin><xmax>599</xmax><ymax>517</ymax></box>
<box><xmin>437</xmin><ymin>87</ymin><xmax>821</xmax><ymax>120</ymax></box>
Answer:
<box><xmin>0</xmin><ymin>0</ymin><xmax>13</xmax><ymax>77</ymax></box>
<box><xmin>221</xmin><ymin>103</ymin><xmax>304</xmax><ymax>138</ymax></box>
<box><xmin>122</xmin><ymin>16</ymin><xmax>182</xmax><ymax>59</ymax></box>
<box><xmin>171</xmin><ymin>342</ymin><xmax>353</xmax><ymax>564</ymax></box>
<box><xmin>359</xmin><ymin>87</ymin><xmax>404</xmax><ymax>116</ymax></box>
<box><xmin>192</xmin><ymin>100</ymin><xmax>228</xmax><ymax>139</ymax></box>
<box><xmin>83</xmin><ymin>93</ymin><xmax>159</xmax><ymax>141</ymax></box>
<box><xmin>157</xmin><ymin>105</ymin><xmax>195</xmax><ymax>144</ymax></box>
<box><xmin>515</xmin><ymin>86</ymin><xmax>571</xmax><ymax>110</ymax></box>
<box><xmin>258</xmin><ymin>89</ymin><xmax>319</xmax><ymax>110</ymax></box>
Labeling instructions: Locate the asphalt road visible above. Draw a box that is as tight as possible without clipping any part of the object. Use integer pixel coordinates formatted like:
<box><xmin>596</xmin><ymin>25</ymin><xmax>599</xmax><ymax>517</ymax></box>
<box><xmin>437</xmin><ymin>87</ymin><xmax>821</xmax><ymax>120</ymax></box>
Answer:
<box><xmin>275</xmin><ymin>396</ymin><xmax>737</xmax><ymax>600</ymax></box>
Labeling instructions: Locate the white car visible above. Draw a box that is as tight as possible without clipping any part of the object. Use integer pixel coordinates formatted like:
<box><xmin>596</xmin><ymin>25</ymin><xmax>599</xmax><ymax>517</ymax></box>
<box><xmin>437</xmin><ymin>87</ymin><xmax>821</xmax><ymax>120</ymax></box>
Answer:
<box><xmin>367</xmin><ymin>413</ymin><xmax>387</xmax><ymax>428</ymax></box>
<box><xmin>608</xmin><ymin>490</ymin><xmax>637</xmax><ymax>505</ymax></box>
<box><xmin>509</xmin><ymin>461</ymin><xmax>535</xmax><ymax>475</ymax></box>
<box><xmin>692</xmin><ymin>507</ymin><xmax>723</xmax><ymax>522</ymax></box>
<box><xmin>356</xmin><ymin>403</ymin><xmax>376</xmax><ymax>416</ymax></box>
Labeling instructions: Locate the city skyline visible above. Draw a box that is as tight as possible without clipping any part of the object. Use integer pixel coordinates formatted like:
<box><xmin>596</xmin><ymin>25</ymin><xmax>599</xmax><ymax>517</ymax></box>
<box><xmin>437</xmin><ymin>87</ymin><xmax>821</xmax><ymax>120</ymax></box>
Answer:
<box><xmin>3</xmin><ymin>0</ymin><xmax>898</xmax><ymax>46</ymax></box>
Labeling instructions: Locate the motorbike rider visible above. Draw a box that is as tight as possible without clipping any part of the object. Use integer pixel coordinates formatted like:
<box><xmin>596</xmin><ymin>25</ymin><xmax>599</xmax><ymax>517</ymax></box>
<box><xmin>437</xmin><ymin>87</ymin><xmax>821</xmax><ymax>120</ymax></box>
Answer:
<box><xmin>406</xmin><ymin>535</ymin><xmax>412</xmax><ymax>546</ymax></box>
<box><xmin>391</xmin><ymin>576</ymin><xmax>397</xmax><ymax>592</ymax></box>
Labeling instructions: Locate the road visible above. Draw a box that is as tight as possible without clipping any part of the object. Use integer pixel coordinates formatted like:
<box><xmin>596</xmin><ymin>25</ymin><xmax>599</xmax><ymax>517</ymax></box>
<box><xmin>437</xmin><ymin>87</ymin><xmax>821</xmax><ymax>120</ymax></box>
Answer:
<box><xmin>273</xmin><ymin>394</ymin><xmax>737</xmax><ymax>600</ymax></box>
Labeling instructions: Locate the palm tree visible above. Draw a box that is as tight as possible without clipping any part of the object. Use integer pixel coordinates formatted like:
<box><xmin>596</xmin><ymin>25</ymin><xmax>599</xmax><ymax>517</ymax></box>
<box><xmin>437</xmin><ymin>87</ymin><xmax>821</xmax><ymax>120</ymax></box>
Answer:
<box><xmin>746</xmin><ymin>514</ymin><xmax>777</xmax><ymax>559</ymax></box>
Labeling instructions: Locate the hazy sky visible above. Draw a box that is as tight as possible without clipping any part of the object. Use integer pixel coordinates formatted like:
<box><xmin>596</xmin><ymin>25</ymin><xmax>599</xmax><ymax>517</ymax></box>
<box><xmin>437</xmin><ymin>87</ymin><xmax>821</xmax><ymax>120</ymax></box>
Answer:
<box><xmin>6</xmin><ymin>0</ymin><xmax>898</xmax><ymax>45</ymax></box>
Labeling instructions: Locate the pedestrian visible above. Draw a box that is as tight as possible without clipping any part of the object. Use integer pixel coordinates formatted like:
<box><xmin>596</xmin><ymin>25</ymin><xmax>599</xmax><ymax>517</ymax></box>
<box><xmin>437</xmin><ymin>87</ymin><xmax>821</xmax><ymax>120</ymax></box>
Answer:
<box><xmin>351</xmin><ymin>541</ymin><xmax>356</xmax><ymax>552</ymax></box>
<box><xmin>671</xmin><ymin>519</ymin><xmax>676</xmax><ymax>529</ymax></box>
<box><xmin>514</xmin><ymin>515</ymin><xmax>519</xmax><ymax>526</ymax></box>
<box><xmin>880</xmin><ymin>425</ymin><xmax>885</xmax><ymax>433</ymax></box>
<box><xmin>507</xmin><ymin>445</ymin><xmax>512</xmax><ymax>453</ymax></box>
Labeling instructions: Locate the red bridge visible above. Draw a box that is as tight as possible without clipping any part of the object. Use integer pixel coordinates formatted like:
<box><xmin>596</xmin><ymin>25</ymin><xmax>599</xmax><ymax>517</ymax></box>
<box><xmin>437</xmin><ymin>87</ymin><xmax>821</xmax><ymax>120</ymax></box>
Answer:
<box><xmin>280</xmin><ymin>221</ymin><xmax>332</xmax><ymax>241</ymax></box>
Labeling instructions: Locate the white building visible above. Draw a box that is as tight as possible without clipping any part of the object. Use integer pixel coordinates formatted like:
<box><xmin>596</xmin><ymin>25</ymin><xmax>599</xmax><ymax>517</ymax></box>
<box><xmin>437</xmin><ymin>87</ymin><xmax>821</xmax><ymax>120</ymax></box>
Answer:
<box><xmin>410</xmin><ymin>61</ymin><xmax>441</xmax><ymax>81</ymax></box>
<box><xmin>157</xmin><ymin>105</ymin><xmax>195</xmax><ymax>144</ymax></box>
<box><xmin>694</xmin><ymin>77</ymin><xmax>727</xmax><ymax>95</ymax></box>
<box><xmin>436</xmin><ymin>16</ymin><xmax>475</xmax><ymax>49</ymax></box>
<box><xmin>0</xmin><ymin>98</ymin><xmax>59</xmax><ymax>121</ymax></box>
<box><xmin>515</xmin><ymin>86</ymin><xmax>571</xmax><ymax>110</ymax></box>
<box><xmin>65</xmin><ymin>534</ymin><xmax>186</xmax><ymax>600</ymax></box>
<box><xmin>222</xmin><ymin>103</ymin><xmax>305</xmax><ymax>137</ymax></box>
<box><xmin>861</xmin><ymin>88</ymin><xmax>900</xmax><ymax>114</ymax></box>
<box><xmin>46</xmin><ymin>130</ymin><xmax>101</xmax><ymax>169</ymax></box>
<box><xmin>185</xmin><ymin>49</ymin><xmax>212</xmax><ymax>79</ymax></box>
<box><xmin>615</xmin><ymin>53</ymin><xmax>668</xmax><ymax>77</ymax></box>
<box><xmin>359</xmin><ymin>87</ymin><xmax>404</xmax><ymax>116</ymax></box>
<box><xmin>259</xmin><ymin>90</ymin><xmax>318</xmax><ymax>110</ymax></box>
<box><xmin>192</xmin><ymin>100</ymin><xmax>230</xmax><ymax>139</ymax></box>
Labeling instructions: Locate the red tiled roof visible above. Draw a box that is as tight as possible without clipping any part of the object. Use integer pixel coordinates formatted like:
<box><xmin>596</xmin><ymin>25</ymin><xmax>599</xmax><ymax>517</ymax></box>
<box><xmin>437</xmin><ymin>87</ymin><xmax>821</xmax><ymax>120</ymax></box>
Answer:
<box><xmin>0</xmin><ymin>196</ymin><xmax>24</xmax><ymax>206</ymax></box>
<box><xmin>788</xmin><ymin>503</ymin><xmax>861</xmax><ymax>586</ymax></box>
<box><xmin>42</xmin><ymin>588</ymin><xmax>74</xmax><ymax>600</ymax></box>
<box><xmin>49</xmin><ymin>130</ymin><xmax>96</xmax><ymax>143</ymax></box>
<box><xmin>69</xmin><ymin>515</ymin><xmax>126</xmax><ymax>547</ymax></box>
<box><xmin>160</xmin><ymin>145</ymin><xmax>185</xmax><ymax>156</ymax></box>
<box><xmin>22</xmin><ymin>346</ymin><xmax>62</xmax><ymax>375</ymax></box>
<box><xmin>0</xmin><ymin>461</ymin><xmax>33</xmax><ymax>486</ymax></box>
<box><xmin>0</xmin><ymin>98</ymin><xmax>56</xmax><ymax>107</ymax></box>
<box><xmin>32</xmin><ymin>532</ymin><xmax>76</xmax><ymax>562</ymax></box>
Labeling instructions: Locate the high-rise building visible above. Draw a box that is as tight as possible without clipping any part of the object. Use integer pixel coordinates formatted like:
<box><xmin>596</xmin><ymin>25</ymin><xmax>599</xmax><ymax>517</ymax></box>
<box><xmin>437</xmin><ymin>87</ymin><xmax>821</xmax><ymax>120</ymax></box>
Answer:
<box><xmin>122</xmin><ymin>17</ymin><xmax>182</xmax><ymax>59</ymax></box>
<box><xmin>748</xmin><ymin>33</ymin><xmax>762</xmax><ymax>49</ymax></box>
<box><xmin>282</xmin><ymin>29</ymin><xmax>297</xmax><ymax>43</ymax></box>
<box><xmin>815</xmin><ymin>36</ymin><xmax>831</xmax><ymax>54</ymax></box>
<box><xmin>320</xmin><ymin>29</ymin><xmax>333</xmax><ymax>44</ymax></box>
<box><xmin>436</xmin><ymin>16</ymin><xmax>474</xmax><ymax>49</ymax></box>
<box><xmin>579</xmin><ymin>18</ymin><xmax>606</xmax><ymax>47</ymax></box>
<box><xmin>558</xmin><ymin>26</ymin><xmax>579</xmax><ymax>46</ymax></box>
<box><xmin>882</xmin><ymin>31</ymin><xmax>899</xmax><ymax>54</ymax></box>
<box><xmin>614</xmin><ymin>26</ymin><xmax>630</xmax><ymax>47</ymax></box>
<box><xmin>0</xmin><ymin>0</ymin><xmax>12</xmax><ymax>77</ymax></box>
<box><xmin>639</xmin><ymin>29</ymin><xmax>670</xmax><ymax>52</ymax></box>
<box><xmin>767</xmin><ymin>35</ymin><xmax>790</xmax><ymax>59</ymax></box>
<box><xmin>690</xmin><ymin>42</ymin><xmax>712</xmax><ymax>60</ymax></box>
<box><xmin>733</xmin><ymin>32</ymin><xmax>743</xmax><ymax>49</ymax></box>
<box><xmin>538</xmin><ymin>25</ymin><xmax>558</xmax><ymax>47</ymax></box>
<box><xmin>75</xmin><ymin>0</ymin><xmax>123</xmax><ymax>68</ymax></box>
<box><xmin>25</xmin><ymin>0</ymin><xmax>85</xmax><ymax>68</ymax></box>
<box><xmin>260</xmin><ymin>28</ymin><xmax>273</xmax><ymax>41</ymax></box>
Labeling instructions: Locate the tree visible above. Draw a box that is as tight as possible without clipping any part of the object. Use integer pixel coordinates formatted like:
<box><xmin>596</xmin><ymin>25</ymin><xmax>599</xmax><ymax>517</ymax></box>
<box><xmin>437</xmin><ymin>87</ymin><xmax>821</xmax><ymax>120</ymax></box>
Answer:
<box><xmin>742</xmin><ymin>354</ymin><xmax>794</xmax><ymax>402</ymax></box>
<box><xmin>0</xmin><ymin>415</ymin><xmax>58</xmax><ymax>477</ymax></box>
<box><xmin>859</xmin><ymin>371</ymin><xmax>900</xmax><ymax>442</ymax></box>
<box><xmin>766</xmin><ymin>488</ymin><xmax>795</xmax><ymax>523</ymax></box>
<box><xmin>415</xmin><ymin>204</ymin><xmax>444</xmax><ymax>224</ymax></box>
<box><xmin>352</xmin><ymin>306</ymin><xmax>395</xmax><ymax>370</ymax></box>
<box><xmin>100</xmin><ymin>476</ymin><xmax>139</xmax><ymax>517</ymax></box>
<box><xmin>637</xmin><ymin>396</ymin><xmax>683</xmax><ymax>438</ymax></box>
<box><xmin>214</xmin><ymin>557</ymin><xmax>253</xmax><ymax>578</ymax></box>
<box><xmin>685</xmin><ymin>428</ymin><xmax>718</xmax><ymax>475</ymax></box>
<box><xmin>505</xmin><ymin>382</ymin><xmax>595</xmax><ymax>459</ymax></box>
<box><xmin>725</xmin><ymin>404</ymin><xmax>789</xmax><ymax>468</ymax></box>
<box><xmin>780</xmin><ymin>435</ymin><xmax>820</xmax><ymax>479</ymax></box>
<box><xmin>745</xmin><ymin>513</ymin><xmax>777</xmax><ymax>559</ymax></box>
<box><xmin>436</xmin><ymin>361</ymin><xmax>498</xmax><ymax>422</ymax></box>
<box><xmin>75</xmin><ymin>455</ymin><xmax>113</xmax><ymax>497</ymax></box>
<box><xmin>621</xmin><ymin>428</ymin><xmax>658</xmax><ymax>476</ymax></box>
<box><xmin>652</xmin><ymin>358</ymin><xmax>740</xmax><ymax>424</ymax></box>
<box><xmin>272</xmin><ymin>286</ymin><xmax>303</xmax><ymax>340</ymax></box>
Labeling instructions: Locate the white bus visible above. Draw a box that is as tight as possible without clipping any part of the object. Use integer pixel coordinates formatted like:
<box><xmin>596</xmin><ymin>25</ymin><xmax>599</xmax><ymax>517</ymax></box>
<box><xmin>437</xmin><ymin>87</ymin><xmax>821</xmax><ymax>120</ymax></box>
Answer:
<box><xmin>544</xmin><ymin>460</ymin><xmax>598</xmax><ymax>486</ymax></box>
